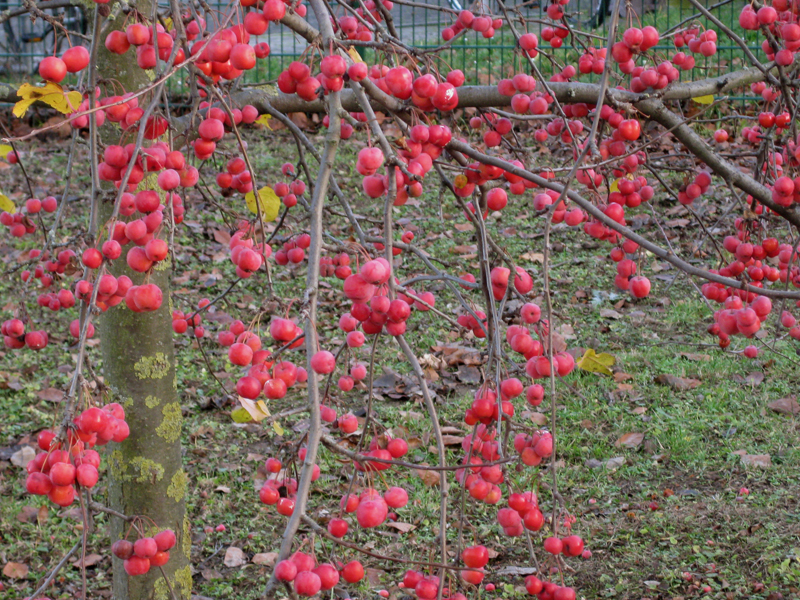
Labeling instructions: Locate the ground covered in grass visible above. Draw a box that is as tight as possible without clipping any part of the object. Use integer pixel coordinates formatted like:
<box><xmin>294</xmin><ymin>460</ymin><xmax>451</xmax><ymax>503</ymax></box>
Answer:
<box><xmin>0</xmin><ymin>122</ymin><xmax>798</xmax><ymax>600</ymax></box>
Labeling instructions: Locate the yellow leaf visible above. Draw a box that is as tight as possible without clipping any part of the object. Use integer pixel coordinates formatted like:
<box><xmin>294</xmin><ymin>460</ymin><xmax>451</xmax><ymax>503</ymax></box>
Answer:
<box><xmin>0</xmin><ymin>145</ymin><xmax>13</xmax><ymax>160</ymax></box>
<box><xmin>13</xmin><ymin>82</ymin><xmax>82</xmax><ymax>118</ymax></box>
<box><xmin>163</xmin><ymin>17</ymin><xmax>173</xmax><ymax>31</ymax></box>
<box><xmin>576</xmin><ymin>348</ymin><xmax>616</xmax><ymax>376</ymax></box>
<box><xmin>346</xmin><ymin>47</ymin><xmax>364</xmax><ymax>64</ymax></box>
<box><xmin>692</xmin><ymin>95</ymin><xmax>714</xmax><ymax>105</ymax></box>
<box><xmin>272</xmin><ymin>421</ymin><xmax>284</xmax><ymax>436</ymax></box>
<box><xmin>254</xmin><ymin>114</ymin><xmax>272</xmax><ymax>129</ymax></box>
<box><xmin>236</xmin><ymin>396</ymin><xmax>270</xmax><ymax>422</ymax></box>
<box><xmin>231</xmin><ymin>407</ymin><xmax>254</xmax><ymax>423</ymax></box>
<box><xmin>245</xmin><ymin>186</ymin><xmax>280</xmax><ymax>221</ymax></box>
<box><xmin>0</xmin><ymin>194</ymin><xmax>15</xmax><ymax>213</ymax></box>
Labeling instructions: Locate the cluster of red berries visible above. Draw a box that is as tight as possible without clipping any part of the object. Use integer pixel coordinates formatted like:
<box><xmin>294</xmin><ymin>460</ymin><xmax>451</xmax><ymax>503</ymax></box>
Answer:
<box><xmin>37</xmin><ymin>46</ymin><xmax>90</xmax><ymax>82</ymax></box>
<box><xmin>514</xmin><ymin>431</ymin><xmax>555</xmax><ymax>467</ymax></box>
<box><xmin>273</xmin><ymin>551</ymin><xmax>364</xmax><ymax>597</ymax></box>
<box><xmin>274</xmin><ymin>234</ymin><xmax>310</xmax><ymax>266</ymax></box>
<box><xmin>215</xmin><ymin>155</ymin><xmax>256</xmax><ymax>195</ymax></box>
<box><xmin>675</xmin><ymin>27</ymin><xmax>718</xmax><ymax>57</ymax></box>
<box><xmin>111</xmin><ymin>529</ymin><xmax>176</xmax><ymax>576</ymax></box>
<box><xmin>3</xmin><ymin>318</ymin><xmax>49</xmax><ymax>350</ymax></box>
<box><xmin>578</xmin><ymin>47</ymin><xmax>607</xmax><ymax>75</ymax></box>
<box><xmin>1</xmin><ymin>211</ymin><xmax>35</xmax><ymax>238</ymax></box>
<box><xmin>1</xmin><ymin>196</ymin><xmax>57</xmax><ymax>238</ymax></box>
<box><xmin>541</xmin><ymin>25</ymin><xmax>570</xmax><ymax>49</ymax></box>
<box><xmin>20</xmin><ymin>246</ymin><xmax>70</xmax><ymax>290</ymax></box>
<box><xmin>25</xmin><ymin>404</ymin><xmax>129</xmax><ymax>506</ymax></box>
<box><xmin>442</xmin><ymin>9</ymin><xmax>503</xmax><ymax>41</ymax></box>
<box><xmin>401</xmin><ymin>570</ymin><xmax>466</xmax><ymax>599</ymax></box>
<box><xmin>740</xmin><ymin>3</ymin><xmax>800</xmax><ymax>66</ymax></box>
<box><xmin>353</xmin><ymin>435</ymin><xmax>409</xmax><ymax>473</ymax></box>
<box><xmin>677</xmin><ymin>171</ymin><xmax>712</xmax><ymax>206</ymax></box>
<box><xmin>172</xmin><ymin>298</ymin><xmax>209</xmax><ymax>337</ymax></box>
<box><xmin>497</xmin><ymin>491</ymin><xmax>546</xmax><ymax>537</ymax></box>
<box><xmin>490</xmin><ymin>265</ymin><xmax>533</xmax><ymax>300</ymax></box>
<box><xmin>611</xmin><ymin>26</ymin><xmax>660</xmax><ymax>71</ymax></box>
<box><xmin>228</xmin><ymin>228</ymin><xmax>271</xmax><ymax>279</ymax></box>
<box><xmin>272</xmin><ymin>176</ymin><xmax>306</xmax><ymax>208</ymax></box>
<box><xmin>456</xmin><ymin>309</ymin><xmax>488</xmax><ymax>338</ymax></box>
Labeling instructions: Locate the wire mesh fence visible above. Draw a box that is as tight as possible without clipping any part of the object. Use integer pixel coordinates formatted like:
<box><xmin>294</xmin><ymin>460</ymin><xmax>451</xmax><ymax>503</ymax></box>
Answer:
<box><xmin>0</xmin><ymin>0</ymin><xmax>762</xmax><ymax>101</ymax></box>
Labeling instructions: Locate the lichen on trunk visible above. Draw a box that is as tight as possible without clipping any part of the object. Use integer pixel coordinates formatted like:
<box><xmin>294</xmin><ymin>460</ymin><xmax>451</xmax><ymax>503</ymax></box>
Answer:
<box><xmin>96</xmin><ymin>6</ymin><xmax>189</xmax><ymax>598</ymax></box>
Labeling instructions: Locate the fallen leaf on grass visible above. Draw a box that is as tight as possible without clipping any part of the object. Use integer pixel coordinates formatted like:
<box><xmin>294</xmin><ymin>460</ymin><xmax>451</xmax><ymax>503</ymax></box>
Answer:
<box><xmin>576</xmin><ymin>348</ymin><xmax>615</xmax><ymax>376</ymax></box>
<box><xmin>450</xmin><ymin>244</ymin><xmax>477</xmax><ymax>255</ymax></box>
<box><xmin>526</xmin><ymin>412</ymin><xmax>548</xmax><ymax>426</ymax></box>
<box><xmin>223</xmin><ymin>547</ymin><xmax>246</xmax><ymax>567</ymax></box>
<box><xmin>767</xmin><ymin>396</ymin><xmax>799</xmax><ymax>415</ymax></box>
<box><xmin>3</xmin><ymin>562</ymin><xmax>28</xmax><ymax>579</ymax></box>
<box><xmin>739</xmin><ymin>453</ymin><xmax>771</xmax><ymax>468</ymax></box>
<box><xmin>495</xmin><ymin>565</ymin><xmax>538</xmax><ymax>576</ymax></box>
<box><xmin>654</xmin><ymin>374</ymin><xmax>701</xmax><ymax>390</ymax></box>
<box><xmin>416</xmin><ymin>466</ymin><xmax>440</xmax><ymax>487</ymax></box>
<box><xmin>520</xmin><ymin>252</ymin><xmax>544</xmax><ymax>263</ymax></box>
<box><xmin>365</xmin><ymin>567</ymin><xmax>386</xmax><ymax>586</ymax></box>
<box><xmin>10</xmin><ymin>446</ymin><xmax>35</xmax><ymax>468</ymax></box>
<box><xmin>201</xmin><ymin>568</ymin><xmax>222</xmax><ymax>580</ymax></box>
<box><xmin>614</xmin><ymin>372</ymin><xmax>633</xmax><ymax>382</ymax></box>
<box><xmin>600</xmin><ymin>308</ymin><xmax>622</xmax><ymax>319</ymax></box>
<box><xmin>385</xmin><ymin>522</ymin><xmax>416</xmax><ymax>533</ymax></box>
<box><xmin>36</xmin><ymin>387</ymin><xmax>63</xmax><ymax>402</ymax></box>
<box><xmin>732</xmin><ymin>372</ymin><xmax>764</xmax><ymax>386</ymax></box>
<box><xmin>615</xmin><ymin>433</ymin><xmax>644</xmax><ymax>448</ymax></box>
<box><xmin>252</xmin><ymin>552</ymin><xmax>278</xmax><ymax>566</ymax></box>
<box><xmin>679</xmin><ymin>352</ymin><xmax>711</xmax><ymax>361</ymax></box>
<box><xmin>16</xmin><ymin>506</ymin><xmax>39</xmax><ymax>523</ymax></box>
<box><xmin>72</xmin><ymin>553</ymin><xmax>103</xmax><ymax>568</ymax></box>
<box><xmin>440</xmin><ymin>435</ymin><xmax>464</xmax><ymax>446</ymax></box>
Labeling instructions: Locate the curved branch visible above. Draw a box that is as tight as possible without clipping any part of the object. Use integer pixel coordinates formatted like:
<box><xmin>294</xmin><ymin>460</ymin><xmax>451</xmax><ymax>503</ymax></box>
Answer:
<box><xmin>447</xmin><ymin>140</ymin><xmax>800</xmax><ymax>300</ymax></box>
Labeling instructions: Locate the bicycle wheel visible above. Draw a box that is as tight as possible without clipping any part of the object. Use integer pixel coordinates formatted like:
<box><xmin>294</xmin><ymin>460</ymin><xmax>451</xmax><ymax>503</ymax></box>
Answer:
<box><xmin>42</xmin><ymin>5</ymin><xmax>88</xmax><ymax>57</ymax></box>
<box><xmin>0</xmin><ymin>0</ymin><xmax>24</xmax><ymax>55</ymax></box>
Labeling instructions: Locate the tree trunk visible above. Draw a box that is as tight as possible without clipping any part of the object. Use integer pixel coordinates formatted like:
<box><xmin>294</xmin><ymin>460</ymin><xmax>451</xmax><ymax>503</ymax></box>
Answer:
<box><xmin>97</xmin><ymin>9</ymin><xmax>190</xmax><ymax>600</ymax></box>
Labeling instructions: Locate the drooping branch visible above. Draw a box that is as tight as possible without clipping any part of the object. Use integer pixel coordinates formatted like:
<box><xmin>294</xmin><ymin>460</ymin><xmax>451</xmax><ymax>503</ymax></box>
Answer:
<box><xmin>447</xmin><ymin>140</ymin><xmax>800</xmax><ymax>300</ymax></box>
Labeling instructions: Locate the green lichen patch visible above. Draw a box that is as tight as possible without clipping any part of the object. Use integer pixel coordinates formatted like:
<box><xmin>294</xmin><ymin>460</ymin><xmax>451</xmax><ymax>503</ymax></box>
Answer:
<box><xmin>144</xmin><ymin>394</ymin><xmax>161</xmax><ymax>409</ymax></box>
<box><xmin>156</xmin><ymin>403</ymin><xmax>182</xmax><ymax>443</ymax></box>
<box><xmin>134</xmin><ymin>353</ymin><xmax>171</xmax><ymax>380</ymax></box>
<box><xmin>168</xmin><ymin>469</ymin><xmax>188</xmax><ymax>503</ymax></box>
<box><xmin>154</xmin><ymin>254</ymin><xmax>172</xmax><ymax>272</ymax></box>
<box><xmin>182</xmin><ymin>515</ymin><xmax>191</xmax><ymax>559</ymax></box>
<box><xmin>129</xmin><ymin>457</ymin><xmax>165</xmax><ymax>483</ymax></box>
<box><xmin>108</xmin><ymin>449</ymin><xmax>126</xmax><ymax>481</ymax></box>
<box><xmin>154</xmin><ymin>565</ymin><xmax>192</xmax><ymax>600</ymax></box>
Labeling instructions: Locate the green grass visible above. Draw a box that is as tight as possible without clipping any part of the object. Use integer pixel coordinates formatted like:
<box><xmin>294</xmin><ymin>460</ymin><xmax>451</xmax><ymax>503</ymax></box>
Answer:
<box><xmin>1</xmin><ymin>123</ymin><xmax>799</xmax><ymax>600</ymax></box>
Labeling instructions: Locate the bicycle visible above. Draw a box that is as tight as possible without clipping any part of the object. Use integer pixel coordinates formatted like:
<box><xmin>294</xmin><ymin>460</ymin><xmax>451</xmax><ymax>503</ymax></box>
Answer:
<box><xmin>0</xmin><ymin>0</ymin><xmax>88</xmax><ymax>76</ymax></box>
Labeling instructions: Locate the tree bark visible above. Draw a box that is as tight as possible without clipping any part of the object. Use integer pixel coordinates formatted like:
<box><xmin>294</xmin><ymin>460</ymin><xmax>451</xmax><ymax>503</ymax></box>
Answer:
<box><xmin>97</xmin><ymin>8</ymin><xmax>190</xmax><ymax>600</ymax></box>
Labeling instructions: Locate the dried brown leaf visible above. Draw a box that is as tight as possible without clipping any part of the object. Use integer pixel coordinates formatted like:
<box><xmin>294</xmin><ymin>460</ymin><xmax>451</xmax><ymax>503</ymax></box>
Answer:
<box><xmin>615</xmin><ymin>432</ymin><xmax>644</xmax><ymax>448</ymax></box>
<box><xmin>385</xmin><ymin>522</ymin><xmax>416</xmax><ymax>533</ymax></box>
<box><xmin>767</xmin><ymin>396</ymin><xmax>799</xmax><ymax>415</ymax></box>
<box><xmin>415</xmin><ymin>466</ymin><xmax>440</xmax><ymax>487</ymax></box>
<box><xmin>654</xmin><ymin>374</ymin><xmax>701</xmax><ymax>390</ymax></box>
<box><xmin>223</xmin><ymin>547</ymin><xmax>246</xmax><ymax>568</ymax></box>
<box><xmin>3</xmin><ymin>562</ymin><xmax>28</xmax><ymax>579</ymax></box>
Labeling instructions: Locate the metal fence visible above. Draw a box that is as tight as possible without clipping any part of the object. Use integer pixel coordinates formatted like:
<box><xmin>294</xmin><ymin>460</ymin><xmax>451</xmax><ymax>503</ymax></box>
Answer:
<box><xmin>0</xmin><ymin>0</ymin><xmax>762</xmax><ymax>96</ymax></box>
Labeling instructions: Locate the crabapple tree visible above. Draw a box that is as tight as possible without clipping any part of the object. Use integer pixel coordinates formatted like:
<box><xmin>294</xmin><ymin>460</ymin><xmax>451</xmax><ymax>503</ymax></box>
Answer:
<box><xmin>2</xmin><ymin>0</ymin><xmax>800</xmax><ymax>598</ymax></box>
